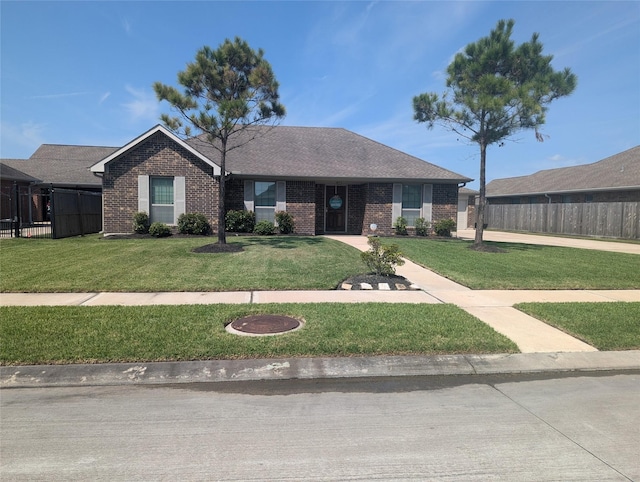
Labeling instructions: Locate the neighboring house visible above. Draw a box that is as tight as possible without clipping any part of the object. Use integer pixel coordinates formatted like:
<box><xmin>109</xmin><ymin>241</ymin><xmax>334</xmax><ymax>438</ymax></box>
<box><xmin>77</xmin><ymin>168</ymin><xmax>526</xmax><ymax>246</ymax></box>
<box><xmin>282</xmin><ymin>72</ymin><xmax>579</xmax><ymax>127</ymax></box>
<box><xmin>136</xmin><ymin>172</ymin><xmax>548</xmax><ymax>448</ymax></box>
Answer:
<box><xmin>90</xmin><ymin>124</ymin><xmax>472</xmax><ymax>236</ymax></box>
<box><xmin>2</xmin><ymin>144</ymin><xmax>116</xmax><ymax>224</ymax></box>
<box><xmin>457</xmin><ymin>187</ymin><xmax>478</xmax><ymax>230</ymax></box>
<box><xmin>0</xmin><ymin>162</ymin><xmax>40</xmax><ymax>221</ymax></box>
<box><xmin>486</xmin><ymin>145</ymin><xmax>640</xmax><ymax>204</ymax></box>
<box><xmin>484</xmin><ymin>145</ymin><xmax>640</xmax><ymax>238</ymax></box>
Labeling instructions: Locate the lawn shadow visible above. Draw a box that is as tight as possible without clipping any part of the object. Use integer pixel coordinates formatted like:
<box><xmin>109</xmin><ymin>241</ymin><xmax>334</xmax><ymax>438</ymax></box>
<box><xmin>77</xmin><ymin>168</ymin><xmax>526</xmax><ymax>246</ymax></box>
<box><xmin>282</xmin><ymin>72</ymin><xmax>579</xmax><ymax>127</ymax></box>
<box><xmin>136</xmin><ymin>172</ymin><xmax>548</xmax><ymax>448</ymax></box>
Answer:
<box><xmin>229</xmin><ymin>235</ymin><xmax>325</xmax><ymax>250</ymax></box>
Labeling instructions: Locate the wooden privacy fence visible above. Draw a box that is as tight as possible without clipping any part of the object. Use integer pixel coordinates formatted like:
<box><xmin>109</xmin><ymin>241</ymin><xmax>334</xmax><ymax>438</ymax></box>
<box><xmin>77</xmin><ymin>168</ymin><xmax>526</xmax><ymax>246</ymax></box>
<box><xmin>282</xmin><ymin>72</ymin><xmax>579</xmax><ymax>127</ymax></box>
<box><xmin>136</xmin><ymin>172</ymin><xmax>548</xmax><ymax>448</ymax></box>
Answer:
<box><xmin>486</xmin><ymin>202</ymin><xmax>640</xmax><ymax>240</ymax></box>
<box><xmin>51</xmin><ymin>189</ymin><xmax>102</xmax><ymax>239</ymax></box>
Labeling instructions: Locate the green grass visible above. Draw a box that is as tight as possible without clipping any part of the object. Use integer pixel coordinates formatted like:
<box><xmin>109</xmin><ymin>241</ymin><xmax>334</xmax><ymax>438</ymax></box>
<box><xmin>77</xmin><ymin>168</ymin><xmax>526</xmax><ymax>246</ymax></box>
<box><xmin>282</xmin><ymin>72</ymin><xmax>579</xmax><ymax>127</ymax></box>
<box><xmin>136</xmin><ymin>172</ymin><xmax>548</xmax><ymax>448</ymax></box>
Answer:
<box><xmin>516</xmin><ymin>302</ymin><xmax>640</xmax><ymax>351</ymax></box>
<box><xmin>0</xmin><ymin>304</ymin><xmax>518</xmax><ymax>365</ymax></box>
<box><xmin>0</xmin><ymin>236</ymin><xmax>367</xmax><ymax>292</ymax></box>
<box><xmin>392</xmin><ymin>237</ymin><xmax>640</xmax><ymax>289</ymax></box>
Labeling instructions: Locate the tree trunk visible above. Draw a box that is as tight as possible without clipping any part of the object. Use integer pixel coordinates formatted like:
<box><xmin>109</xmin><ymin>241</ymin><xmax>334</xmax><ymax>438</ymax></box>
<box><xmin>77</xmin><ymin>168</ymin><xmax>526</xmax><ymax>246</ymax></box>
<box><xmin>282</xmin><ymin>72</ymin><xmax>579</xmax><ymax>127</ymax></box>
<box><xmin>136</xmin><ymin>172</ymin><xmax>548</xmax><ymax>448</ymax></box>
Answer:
<box><xmin>474</xmin><ymin>141</ymin><xmax>487</xmax><ymax>247</ymax></box>
<box><xmin>217</xmin><ymin>141</ymin><xmax>227</xmax><ymax>244</ymax></box>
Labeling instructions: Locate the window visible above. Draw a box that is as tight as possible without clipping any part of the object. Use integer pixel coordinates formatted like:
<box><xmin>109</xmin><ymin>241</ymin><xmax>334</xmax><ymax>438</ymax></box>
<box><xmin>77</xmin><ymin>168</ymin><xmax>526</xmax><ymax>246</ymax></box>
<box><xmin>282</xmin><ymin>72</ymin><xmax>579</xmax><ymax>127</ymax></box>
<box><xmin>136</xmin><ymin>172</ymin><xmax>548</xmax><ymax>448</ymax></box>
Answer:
<box><xmin>402</xmin><ymin>184</ymin><xmax>422</xmax><ymax>226</ymax></box>
<box><xmin>150</xmin><ymin>177</ymin><xmax>174</xmax><ymax>224</ymax></box>
<box><xmin>254</xmin><ymin>181</ymin><xmax>276</xmax><ymax>222</ymax></box>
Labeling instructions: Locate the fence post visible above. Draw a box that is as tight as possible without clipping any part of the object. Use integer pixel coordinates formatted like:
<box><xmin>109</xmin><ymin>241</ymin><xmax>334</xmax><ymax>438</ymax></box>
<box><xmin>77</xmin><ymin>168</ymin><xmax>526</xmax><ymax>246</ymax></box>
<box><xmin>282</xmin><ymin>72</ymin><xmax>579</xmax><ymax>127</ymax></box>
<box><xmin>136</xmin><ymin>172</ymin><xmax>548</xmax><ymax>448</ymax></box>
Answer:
<box><xmin>50</xmin><ymin>187</ymin><xmax>57</xmax><ymax>239</ymax></box>
<box><xmin>12</xmin><ymin>182</ymin><xmax>20</xmax><ymax>238</ymax></box>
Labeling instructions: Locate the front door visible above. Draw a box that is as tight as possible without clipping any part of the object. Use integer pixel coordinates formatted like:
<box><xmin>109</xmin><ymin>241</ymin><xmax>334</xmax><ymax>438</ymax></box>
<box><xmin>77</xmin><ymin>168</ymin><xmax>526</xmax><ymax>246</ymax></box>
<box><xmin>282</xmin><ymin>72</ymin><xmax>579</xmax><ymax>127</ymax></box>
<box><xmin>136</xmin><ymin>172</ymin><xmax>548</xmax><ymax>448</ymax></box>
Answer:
<box><xmin>325</xmin><ymin>185</ymin><xmax>347</xmax><ymax>232</ymax></box>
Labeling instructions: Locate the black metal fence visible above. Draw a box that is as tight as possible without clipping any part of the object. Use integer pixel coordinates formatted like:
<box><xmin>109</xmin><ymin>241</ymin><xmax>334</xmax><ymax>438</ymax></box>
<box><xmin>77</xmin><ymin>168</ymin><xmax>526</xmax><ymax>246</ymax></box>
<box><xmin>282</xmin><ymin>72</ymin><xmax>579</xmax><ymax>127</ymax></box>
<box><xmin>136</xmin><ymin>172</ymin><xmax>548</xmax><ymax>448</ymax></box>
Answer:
<box><xmin>0</xmin><ymin>184</ymin><xmax>102</xmax><ymax>239</ymax></box>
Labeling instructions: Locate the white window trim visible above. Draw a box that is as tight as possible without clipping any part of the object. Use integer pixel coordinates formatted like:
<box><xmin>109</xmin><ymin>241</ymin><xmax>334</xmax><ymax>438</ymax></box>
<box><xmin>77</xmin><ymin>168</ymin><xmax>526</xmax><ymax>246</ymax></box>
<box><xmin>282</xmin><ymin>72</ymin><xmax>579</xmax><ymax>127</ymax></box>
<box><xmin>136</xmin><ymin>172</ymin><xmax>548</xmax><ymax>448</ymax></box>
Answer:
<box><xmin>392</xmin><ymin>183</ymin><xmax>433</xmax><ymax>226</ymax></box>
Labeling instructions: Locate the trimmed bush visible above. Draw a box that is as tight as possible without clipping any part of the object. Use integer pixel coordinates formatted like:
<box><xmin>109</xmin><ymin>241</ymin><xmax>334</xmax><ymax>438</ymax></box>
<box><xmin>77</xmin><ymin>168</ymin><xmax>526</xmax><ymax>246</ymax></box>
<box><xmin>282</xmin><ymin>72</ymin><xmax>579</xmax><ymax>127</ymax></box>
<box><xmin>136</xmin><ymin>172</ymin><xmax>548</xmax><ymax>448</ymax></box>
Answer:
<box><xmin>415</xmin><ymin>217</ymin><xmax>430</xmax><ymax>237</ymax></box>
<box><xmin>394</xmin><ymin>216</ymin><xmax>408</xmax><ymax>235</ymax></box>
<box><xmin>360</xmin><ymin>236</ymin><xmax>405</xmax><ymax>276</ymax></box>
<box><xmin>275</xmin><ymin>211</ymin><xmax>295</xmax><ymax>234</ymax></box>
<box><xmin>178</xmin><ymin>213</ymin><xmax>211</xmax><ymax>235</ymax></box>
<box><xmin>133</xmin><ymin>212</ymin><xmax>150</xmax><ymax>234</ymax></box>
<box><xmin>226</xmin><ymin>210</ymin><xmax>256</xmax><ymax>233</ymax></box>
<box><xmin>254</xmin><ymin>220</ymin><xmax>276</xmax><ymax>235</ymax></box>
<box><xmin>433</xmin><ymin>218</ymin><xmax>456</xmax><ymax>237</ymax></box>
<box><xmin>149</xmin><ymin>222</ymin><xmax>172</xmax><ymax>237</ymax></box>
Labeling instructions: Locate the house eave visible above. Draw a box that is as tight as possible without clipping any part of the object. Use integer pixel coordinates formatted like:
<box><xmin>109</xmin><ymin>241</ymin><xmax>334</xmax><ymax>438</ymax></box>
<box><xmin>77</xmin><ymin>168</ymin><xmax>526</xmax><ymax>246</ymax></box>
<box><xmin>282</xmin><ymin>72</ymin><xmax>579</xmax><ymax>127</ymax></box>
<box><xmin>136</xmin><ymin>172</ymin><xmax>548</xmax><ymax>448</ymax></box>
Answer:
<box><xmin>230</xmin><ymin>174</ymin><xmax>472</xmax><ymax>184</ymax></box>
<box><xmin>487</xmin><ymin>185</ymin><xmax>640</xmax><ymax>198</ymax></box>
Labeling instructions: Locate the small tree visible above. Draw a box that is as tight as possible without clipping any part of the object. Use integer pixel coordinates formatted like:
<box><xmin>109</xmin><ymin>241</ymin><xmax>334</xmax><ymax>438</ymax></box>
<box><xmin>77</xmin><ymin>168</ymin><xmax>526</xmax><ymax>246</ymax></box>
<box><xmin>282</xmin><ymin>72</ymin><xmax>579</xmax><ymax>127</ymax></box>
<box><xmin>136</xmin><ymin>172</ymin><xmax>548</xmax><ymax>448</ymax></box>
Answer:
<box><xmin>413</xmin><ymin>19</ymin><xmax>576</xmax><ymax>248</ymax></box>
<box><xmin>360</xmin><ymin>236</ymin><xmax>405</xmax><ymax>276</ymax></box>
<box><xmin>154</xmin><ymin>37</ymin><xmax>285</xmax><ymax>244</ymax></box>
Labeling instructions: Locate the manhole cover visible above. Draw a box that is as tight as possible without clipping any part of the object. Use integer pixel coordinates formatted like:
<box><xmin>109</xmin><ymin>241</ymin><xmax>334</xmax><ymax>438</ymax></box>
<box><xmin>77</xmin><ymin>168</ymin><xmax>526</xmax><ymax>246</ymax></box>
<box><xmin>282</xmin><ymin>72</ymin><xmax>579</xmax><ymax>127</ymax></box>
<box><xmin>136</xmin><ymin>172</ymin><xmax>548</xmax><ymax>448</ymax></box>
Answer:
<box><xmin>227</xmin><ymin>315</ymin><xmax>302</xmax><ymax>336</ymax></box>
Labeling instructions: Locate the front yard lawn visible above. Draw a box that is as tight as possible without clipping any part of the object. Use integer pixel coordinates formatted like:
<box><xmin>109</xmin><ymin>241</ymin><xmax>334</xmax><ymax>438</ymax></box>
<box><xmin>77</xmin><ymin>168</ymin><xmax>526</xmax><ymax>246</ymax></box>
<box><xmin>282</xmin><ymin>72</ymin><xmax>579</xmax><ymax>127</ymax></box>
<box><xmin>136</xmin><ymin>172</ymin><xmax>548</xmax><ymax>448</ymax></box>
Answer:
<box><xmin>393</xmin><ymin>238</ymin><xmax>640</xmax><ymax>289</ymax></box>
<box><xmin>0</xmin><ymin>304</ymin><xmax>518</xmax><ymax>365</ymax></box>
<box><xmin>516</xmin><ymin>302</ymin><xmax>640</xmax><ymax>351</ymax></box>
<box><xmin>0</xmin><ymin>236</ymin><xmax>367</xmax><ymax>292</ymax></box>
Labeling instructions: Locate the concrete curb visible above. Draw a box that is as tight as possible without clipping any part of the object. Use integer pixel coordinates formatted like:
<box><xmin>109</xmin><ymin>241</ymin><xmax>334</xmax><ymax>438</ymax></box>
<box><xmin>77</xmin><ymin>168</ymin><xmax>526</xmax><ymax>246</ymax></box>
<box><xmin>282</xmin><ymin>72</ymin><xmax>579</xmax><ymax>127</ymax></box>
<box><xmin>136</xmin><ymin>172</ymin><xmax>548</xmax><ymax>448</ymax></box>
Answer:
<box><xmin>2</xmin><ymin>351</ymin><xmax>639</xmax><ymax>388</ymax></box>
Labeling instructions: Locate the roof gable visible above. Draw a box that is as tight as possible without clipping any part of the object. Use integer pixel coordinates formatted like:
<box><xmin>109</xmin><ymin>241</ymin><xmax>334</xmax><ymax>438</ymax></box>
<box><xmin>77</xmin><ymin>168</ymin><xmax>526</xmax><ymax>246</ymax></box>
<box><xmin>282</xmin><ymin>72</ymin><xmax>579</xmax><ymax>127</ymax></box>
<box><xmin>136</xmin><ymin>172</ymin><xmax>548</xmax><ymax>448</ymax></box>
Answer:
<box><xmin>487</xmin><ymin>145</ymin><xmax>640</xmax><ymax>197</ymax></box>
<box><xmin>90</xmin><ymin>125</ymin><xmax>222</xmax><ymax>175</ymax></box>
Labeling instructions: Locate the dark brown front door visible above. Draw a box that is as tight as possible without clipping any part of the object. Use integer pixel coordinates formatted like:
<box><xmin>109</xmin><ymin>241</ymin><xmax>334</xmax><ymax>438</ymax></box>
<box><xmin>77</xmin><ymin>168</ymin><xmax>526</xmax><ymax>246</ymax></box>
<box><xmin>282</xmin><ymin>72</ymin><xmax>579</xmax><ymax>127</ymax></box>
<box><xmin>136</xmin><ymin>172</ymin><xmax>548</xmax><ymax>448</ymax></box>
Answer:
<box><xmin>325</xmin><ymin>185</ymin><xmax>347</xmax><ymax>232</ymax></box>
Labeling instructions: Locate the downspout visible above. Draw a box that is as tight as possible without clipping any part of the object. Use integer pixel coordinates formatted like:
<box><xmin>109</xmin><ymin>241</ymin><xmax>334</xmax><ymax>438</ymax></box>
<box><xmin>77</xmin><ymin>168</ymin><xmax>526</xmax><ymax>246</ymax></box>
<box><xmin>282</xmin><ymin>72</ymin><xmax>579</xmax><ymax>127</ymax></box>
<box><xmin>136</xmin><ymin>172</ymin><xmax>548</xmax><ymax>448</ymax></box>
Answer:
<box><xmin>544</xmin><ymin>193</ymin><xmax>551</xmax><ymax>204</ymax></box>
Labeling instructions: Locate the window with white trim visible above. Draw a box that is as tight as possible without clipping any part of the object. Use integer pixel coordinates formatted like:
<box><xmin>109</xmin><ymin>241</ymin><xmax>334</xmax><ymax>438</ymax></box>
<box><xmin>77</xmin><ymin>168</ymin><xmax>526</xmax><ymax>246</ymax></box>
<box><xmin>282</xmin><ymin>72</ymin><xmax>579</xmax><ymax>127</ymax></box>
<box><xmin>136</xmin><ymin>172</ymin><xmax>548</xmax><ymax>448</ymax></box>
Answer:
<box><xmin>254</xmin><ymin>181</ymin><xmax>277</xmax><ymax>222</ymax></box>
<box><xmin>402</xmin><ymin>184</ymin><xmax>422</xmax><ymax>226</ymax></box>
<box><xmin>150</xmin><ymin>177</ymin><xmax>175</xmax><ymax>224</ymax></box>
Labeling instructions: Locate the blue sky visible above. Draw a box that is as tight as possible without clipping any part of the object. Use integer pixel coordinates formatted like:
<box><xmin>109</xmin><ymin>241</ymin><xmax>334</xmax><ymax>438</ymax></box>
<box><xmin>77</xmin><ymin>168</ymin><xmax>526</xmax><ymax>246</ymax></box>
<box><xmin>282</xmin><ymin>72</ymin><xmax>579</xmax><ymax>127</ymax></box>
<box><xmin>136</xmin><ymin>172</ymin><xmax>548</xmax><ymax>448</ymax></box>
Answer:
<box><xmin>1</xmin><ymin>1</ymin><xmax>638</xmax><ymax>188</ymax></box>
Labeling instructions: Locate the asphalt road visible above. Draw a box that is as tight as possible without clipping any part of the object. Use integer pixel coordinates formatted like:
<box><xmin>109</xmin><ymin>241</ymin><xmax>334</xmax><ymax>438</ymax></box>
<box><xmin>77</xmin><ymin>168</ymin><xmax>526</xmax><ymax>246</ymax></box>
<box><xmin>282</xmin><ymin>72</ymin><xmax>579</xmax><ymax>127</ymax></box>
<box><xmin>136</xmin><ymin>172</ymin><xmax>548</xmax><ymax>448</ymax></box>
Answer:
<box><xmin>2</xmin><ymin>372</ymin><xmax>638</xmax><ymax>481</ymax></box>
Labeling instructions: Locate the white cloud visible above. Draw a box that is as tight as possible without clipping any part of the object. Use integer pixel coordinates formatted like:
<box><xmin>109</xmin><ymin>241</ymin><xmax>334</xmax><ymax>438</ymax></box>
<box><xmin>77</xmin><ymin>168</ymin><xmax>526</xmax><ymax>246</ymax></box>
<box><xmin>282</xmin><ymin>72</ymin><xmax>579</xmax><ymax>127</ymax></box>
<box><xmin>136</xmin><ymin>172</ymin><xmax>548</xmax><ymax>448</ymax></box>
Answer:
<box><xmin>122</xmin><ymin>85</ymin><xmax>159</xmax><ymax>123</ymax></box>
<box><xmin>0</xmin><ymin>121</ymin><xmax>47</xmax><ymax>158</ymax></box>
<box><xmin>99</xmin><ymin>92</ymin><xmax>111</xmax><ymax>105</ymax></box>
<box><xmin>28</xmin><ymin>92</ymin><xmax>88</xmax><ymax>100</ymax></box>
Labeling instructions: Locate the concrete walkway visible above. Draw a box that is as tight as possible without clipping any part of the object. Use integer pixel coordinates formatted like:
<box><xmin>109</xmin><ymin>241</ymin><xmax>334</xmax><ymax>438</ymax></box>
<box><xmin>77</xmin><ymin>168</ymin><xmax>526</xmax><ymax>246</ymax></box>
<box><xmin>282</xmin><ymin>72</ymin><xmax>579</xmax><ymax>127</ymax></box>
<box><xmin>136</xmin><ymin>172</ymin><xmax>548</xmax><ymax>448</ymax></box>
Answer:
<box><xmin>326</xmin><ymin>235</ymin><xmax>640</xmax><ymax>354</ymax></box>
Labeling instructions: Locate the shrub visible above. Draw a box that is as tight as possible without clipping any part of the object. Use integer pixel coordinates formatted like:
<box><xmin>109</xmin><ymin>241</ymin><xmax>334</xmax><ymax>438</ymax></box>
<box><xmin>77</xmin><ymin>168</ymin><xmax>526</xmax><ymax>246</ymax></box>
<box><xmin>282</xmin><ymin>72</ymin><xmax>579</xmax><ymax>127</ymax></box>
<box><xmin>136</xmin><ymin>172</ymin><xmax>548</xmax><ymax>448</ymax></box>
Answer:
<box><xmin>360</xmin><ymin>236</ymin><xmax>405</xmax><ymax>276</ymax></box>
<box><xmin>148</xmin><ymin>222</ymin><xmax>172</xmax><ymax>237</ymax></box>
<box><xmin>433</xmin><ymin>218</ymin><xmax>456</xmax><ymax>237</ymax></box>
<box><xmin>226</xmin><ymin>210</ymin><xmax>256</xmax><ymax>233</ymax></box>
<box><xmin>178</xmin><ymin>212</ymin><xmax>211</xmax><ymax>235</ymax></box>
<box><xmin>415</xmin><ymin>217</ymin><xmax>430</xmax><ymax>237</ymax></box>
<box><xmin>133</xmin><ymin>212</ymin><xmax>150</xmax><ymax>234</ymax></box>
<box><xmin>253</xmin><ymin>220</ymin><xmax>276</xmax><ymax>235</ymax></box>
<box><xmin>393</xmin><ymin>216</ymin><xmax>408</xmax><ymax>235</ymax></box>
<box><xmin>275</xmin><ymin>211</ymin><xmax>295</xmax><ymax>234</ymax></box>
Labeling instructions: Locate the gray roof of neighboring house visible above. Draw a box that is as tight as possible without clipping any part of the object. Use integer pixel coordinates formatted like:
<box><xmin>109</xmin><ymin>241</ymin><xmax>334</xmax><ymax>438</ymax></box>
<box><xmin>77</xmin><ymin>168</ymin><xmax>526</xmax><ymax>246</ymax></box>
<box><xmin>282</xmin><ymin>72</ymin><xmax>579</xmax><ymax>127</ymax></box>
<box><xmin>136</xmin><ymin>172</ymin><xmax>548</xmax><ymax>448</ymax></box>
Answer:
<box><xmin>0</xmin><ymin>161</ymin><xmax>40</xmax><ymax>183</ymax></box>
<box><xmin>486</xmin><ymin>145</ymin><xmax>640</xmax><ymax>197</ymax></box>
<box><xmin>459</xmin><ymin>187</ymin><xmax>479</xmax><ymax>195</ymax></box>
<box><xmin>2</xmin><ymin>145</ymin><xmax>117</xmax><ymax>188</ymax></box>
<box><xmin>187</xmin><ymin>125</ymin><xmax>471</xmax><ymax>183</ymax></box>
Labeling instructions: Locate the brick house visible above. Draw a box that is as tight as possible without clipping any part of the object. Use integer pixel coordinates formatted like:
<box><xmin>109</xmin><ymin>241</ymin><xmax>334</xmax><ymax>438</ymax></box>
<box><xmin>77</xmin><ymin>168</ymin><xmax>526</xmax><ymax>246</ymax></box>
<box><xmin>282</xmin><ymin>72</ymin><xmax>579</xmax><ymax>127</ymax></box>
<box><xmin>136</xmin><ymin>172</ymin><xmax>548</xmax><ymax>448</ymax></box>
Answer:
<box><xmin>90</xmin><ymin>124</ymin><xmax>471</xmax><ymax>236</ymax></box>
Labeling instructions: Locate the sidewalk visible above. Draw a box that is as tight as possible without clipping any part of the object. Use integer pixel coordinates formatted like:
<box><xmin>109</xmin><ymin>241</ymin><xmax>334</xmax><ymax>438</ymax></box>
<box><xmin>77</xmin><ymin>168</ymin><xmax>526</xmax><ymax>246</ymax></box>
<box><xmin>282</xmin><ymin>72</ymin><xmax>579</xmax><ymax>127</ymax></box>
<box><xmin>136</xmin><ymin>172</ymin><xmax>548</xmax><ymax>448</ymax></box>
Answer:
<box><xmin>2</xmin><ymin>233</ymin><xmax>639</xmax><ymax>387</ymax></box>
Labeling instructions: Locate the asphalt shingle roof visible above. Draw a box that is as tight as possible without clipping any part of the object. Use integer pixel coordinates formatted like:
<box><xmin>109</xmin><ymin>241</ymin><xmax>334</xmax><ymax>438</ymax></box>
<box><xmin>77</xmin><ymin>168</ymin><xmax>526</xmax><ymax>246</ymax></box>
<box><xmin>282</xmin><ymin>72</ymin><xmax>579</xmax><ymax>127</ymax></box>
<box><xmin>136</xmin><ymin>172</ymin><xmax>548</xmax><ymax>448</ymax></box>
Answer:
<box><xmin>0</xmin><ymin>161</ymin><xmax>40</xmax><ymax>183</ymax></box>
<box><xmin>486</xmin><ymin>145</ymin><xmax>640</xmax><ymax>197</ymax></box>
<box><xmin>2</xmin><ymin>145</ymin><xmax>118</xmax><ymax>187</ymax></box>
<box><xmin>188</xmin><ymin>126</ymin><xmax>471</xmax><ymax>182</ymax></box>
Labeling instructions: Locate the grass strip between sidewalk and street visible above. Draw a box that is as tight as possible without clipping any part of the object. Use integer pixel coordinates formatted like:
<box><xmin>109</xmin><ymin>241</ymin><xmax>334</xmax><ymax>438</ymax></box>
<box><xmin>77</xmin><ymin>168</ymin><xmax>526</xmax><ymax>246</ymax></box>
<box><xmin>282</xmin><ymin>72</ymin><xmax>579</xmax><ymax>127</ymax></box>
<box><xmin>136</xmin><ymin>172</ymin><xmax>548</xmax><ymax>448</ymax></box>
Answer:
<box><xmin>0</xmin><ymin>304</ymin><xmax>518</xmax><ymax>365</ymax></box>
<box><xmin>392</xmin><ymin>238</ymin><xmax>640</xmax><ymax>289</ymax></box>
<box><xmin>516</xmin><ymin>302</ymin><xmax>640</xmax><ymax>351</ymax></box>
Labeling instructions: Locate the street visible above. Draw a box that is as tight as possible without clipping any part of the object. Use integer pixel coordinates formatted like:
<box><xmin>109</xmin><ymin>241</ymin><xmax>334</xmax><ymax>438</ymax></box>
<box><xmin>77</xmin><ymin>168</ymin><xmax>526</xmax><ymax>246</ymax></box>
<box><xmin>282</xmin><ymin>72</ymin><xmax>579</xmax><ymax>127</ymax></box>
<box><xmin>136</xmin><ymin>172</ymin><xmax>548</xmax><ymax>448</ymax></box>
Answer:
<box><xmin>2</xmin><ymin>372</ymin><xmax>638</xmax><ymax>481</ymax></box>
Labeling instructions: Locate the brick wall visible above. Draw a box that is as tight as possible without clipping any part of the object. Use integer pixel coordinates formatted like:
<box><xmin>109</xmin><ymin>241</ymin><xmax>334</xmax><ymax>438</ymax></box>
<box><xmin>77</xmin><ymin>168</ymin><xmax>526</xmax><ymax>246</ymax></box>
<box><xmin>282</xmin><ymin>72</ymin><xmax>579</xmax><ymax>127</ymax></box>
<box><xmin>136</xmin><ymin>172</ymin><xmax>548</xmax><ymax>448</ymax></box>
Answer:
<box><xmin>284</xmin><ymin>181</ymin><xmax>316</xmax><ymax>235</ymax></box>
<box><xmin>433</xmin><ymin>184</ymin><xmax>458</xmax><ymax>224</ymax></box>
<box><xmin>102</xmin><ymin>132</ymin><xmax>218</xmax><ymax>234</ymax></box>
<box><xmin>362</xmin><ymin>183</ymin><xmax>394</xmax><ymax>235</ymax></box>
<box><xmin>347</xmin><ymin>184</ymin><xmax>366</xmax><ymax>234</ymax></box>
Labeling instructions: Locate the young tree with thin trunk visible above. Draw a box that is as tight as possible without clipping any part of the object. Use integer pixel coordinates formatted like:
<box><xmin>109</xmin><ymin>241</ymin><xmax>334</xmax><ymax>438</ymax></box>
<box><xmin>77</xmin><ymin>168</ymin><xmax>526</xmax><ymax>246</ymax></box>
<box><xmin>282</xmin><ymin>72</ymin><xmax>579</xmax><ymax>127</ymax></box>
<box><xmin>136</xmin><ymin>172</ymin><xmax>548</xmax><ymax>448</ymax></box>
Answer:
<box><xmin>413</xmin><ymin>19</ymin><xmax>577</xmax><ymax>248</ymax></box>
<box><xmin>154</xmin><ymin>37</ymin><xmax>285</xmax><ymax>244</ymax></box>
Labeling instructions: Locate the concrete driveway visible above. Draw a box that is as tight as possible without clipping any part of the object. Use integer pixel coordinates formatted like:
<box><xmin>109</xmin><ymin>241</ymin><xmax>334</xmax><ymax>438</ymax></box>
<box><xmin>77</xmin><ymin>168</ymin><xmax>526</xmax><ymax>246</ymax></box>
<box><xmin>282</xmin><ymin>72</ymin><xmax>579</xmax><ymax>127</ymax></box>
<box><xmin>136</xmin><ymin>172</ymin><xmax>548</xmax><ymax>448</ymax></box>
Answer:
<box><xmin>456</xmin><ymin>229</ymin><xmax>640</xmax><ymax>254</ymax></box>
